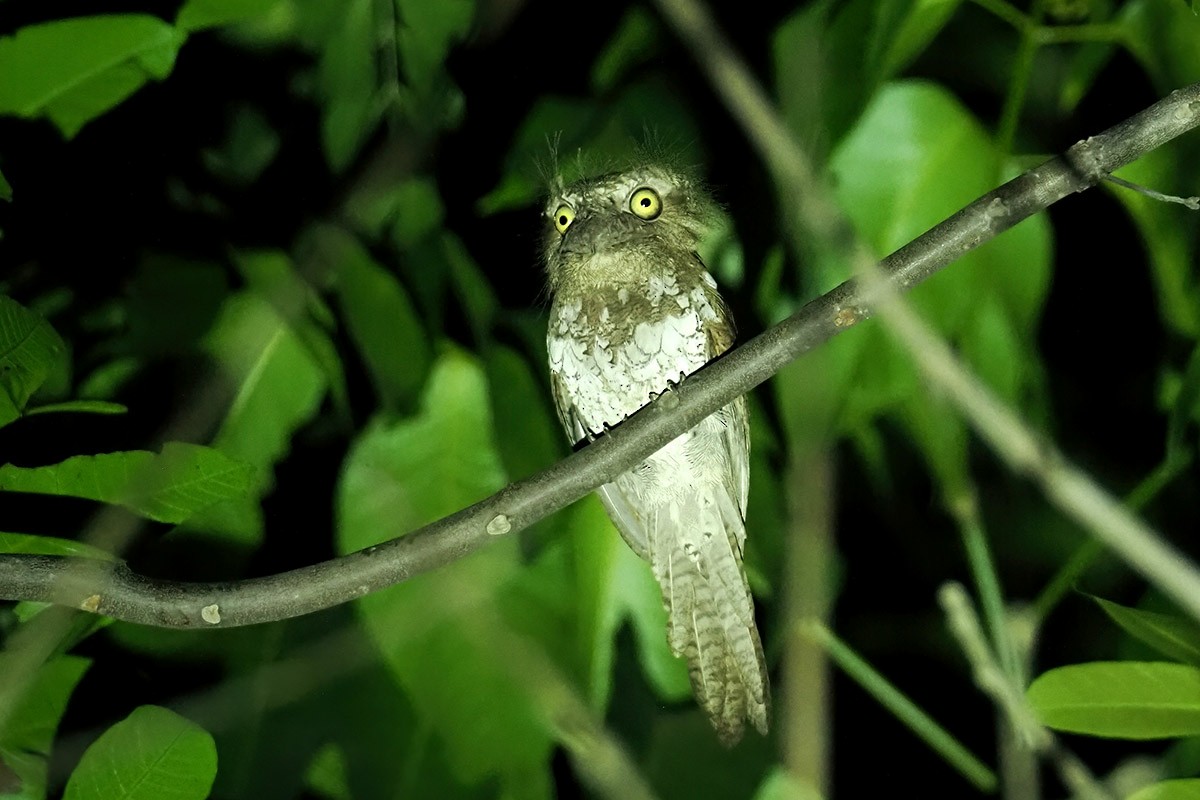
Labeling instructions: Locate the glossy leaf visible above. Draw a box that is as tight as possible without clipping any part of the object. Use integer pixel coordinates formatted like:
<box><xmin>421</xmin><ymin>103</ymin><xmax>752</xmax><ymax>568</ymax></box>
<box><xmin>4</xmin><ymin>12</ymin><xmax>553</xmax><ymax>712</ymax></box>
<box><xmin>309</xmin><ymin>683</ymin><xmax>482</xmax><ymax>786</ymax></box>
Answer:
<box><xmin>0</xmin><ymin>15</ymin><xmax>184</xmax><ymax>137</ymax></box>
<box><xmin>0</xmin><ymin>295</ymin><xmax>68</xmax><ymax>428</ymax></box>
<box><xmin>1094</xmin><ymin>597</ymin><xmax>1200</xmax><ymax>667</ymax></box>
<box><xmin>0</xmin><ymin>442</ymin><xmax>254</xmax><ymax>524</ymax></box>
<box><xmin>1028</xmin><ymin>662</ymin><xmax>1200</xmax><ymax>739</ymax></box>
<box><xmin>63</xmin><ymin>706</ymin><xmax>216</xmax><ymax>800</ymax></box>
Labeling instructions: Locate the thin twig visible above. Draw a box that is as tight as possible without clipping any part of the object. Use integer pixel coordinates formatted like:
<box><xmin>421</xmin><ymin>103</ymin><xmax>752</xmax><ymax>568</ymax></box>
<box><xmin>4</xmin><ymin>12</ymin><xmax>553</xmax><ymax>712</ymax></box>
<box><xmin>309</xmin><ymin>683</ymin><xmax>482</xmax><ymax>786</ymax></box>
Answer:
<box><xmin>1105</xmin><ymin>174</ymin><xmax>1200</xmax><ymax>209</ymax></box>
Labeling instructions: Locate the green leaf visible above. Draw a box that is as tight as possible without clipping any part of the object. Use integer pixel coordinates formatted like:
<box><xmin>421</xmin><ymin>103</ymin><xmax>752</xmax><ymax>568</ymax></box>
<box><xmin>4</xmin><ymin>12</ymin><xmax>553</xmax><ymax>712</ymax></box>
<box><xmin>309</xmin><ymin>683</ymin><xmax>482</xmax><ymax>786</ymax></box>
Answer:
<box><xmin>1111</xmin><ymin>146</ymin><xmax>1200</xmax><ymax>337</ymax></box>
<box><xmin>320</xmin><ymin>226</ymin><xmax>431</xmax><ymax>411</ymax></box>
<box><xmin>303</xmin><ymin>743</ymin><xmax>351</xmax><ymax>800</ymax></box>
<box><xmin>0</xmin><ymin>169</ymin><xmax>10</xmax><ymax>202</ymax></box>
<box><xmin>483</xmin><ymin>345</ymin><xmax>560</xmax><ymax>482</ymax></box>
<box><xmin>0</xmin><ymin>15</ymin><xmax>185</xmax><ymax>137</ymax></box>
<box><xmin>233</xmin><ymin>250</ymin><xmax>348</xmax><ymax>418</ymax></box>
<box><xmin>823</xmin><ymin>79</ymin><xmax>1050</xmax><ymax>466</ymax></box>
<box><xmin>185</xmin><ymin>292</ymin><xmax>327</xmax><ymax>547</ymax></box>
<box><xmin>0</xmin><ymin>442</ymin><xmax>255</xmax><ymax>524</ymax></box>
<box><xmin>569</xmin><ymin>497</ymin><xmax>690</xmax><ymax>706</ymax></box>
<box><xmin>477</xmin><ymin>96</ymin><xmax>599</xmax><ymax>215</ymax></box>
<box><xmin>124</xmin><ymin>258</ymin><xmax>229</xmax><ymax>357</ymax></box>
<box><xmin>317</xmin><ymin>0</ymin><xmax>378</xmax><ymax>173</ymax></box>
<box><xmin>63</xmin><ymin>706</ymin><xmax>216</xmax><ymax>800</ymax></box>
<box><xmin>1123</xmin><ymin>0</ymin><xmax>1200</xmax><ymax>93</ymax></box>
<box><xmin>1027</xmin><ymin>662</ymin><xmax>1200</xmax><ymax>739</ymax></box>
<box><xmin>200</xmin><ymin>105</ymin><xmax>281</xmax><ymax>185</ymax></box>
<box><xmin>752</xmin><ymin>767</ymin><xmax>822</xmax><ymax>800</ymax></box>
<box><xmin>176</xmin><ymin>0</ymin><xmax>280</xmax><ymax>32</ymax></box>
<box><xmin>1128</xmin><ymin>779</ymin><xmax>1200</xmax><ymax>800</ymax></box>
<box><xmin>878</xmin><ymin>0</ymin><xmax>964</xmax><ymax>77</ymax></box>
<box><xmin>1093</xmin><ymin>597</ymin><xmax>1200</xmax><ymax>667</ymax></box>
<box><xmin>0</xmin><ymin>656</ymin><xmax>90</xmax><ymax>800</ymax></box>
<box><xmin>336</xmin><ymin>349</ymin><xmax>555</xmax><ymax>794</ymax></box>
<box><xmin>590</xmin><ymin>7</ymin><xmax>659</xmax><ymax>93</ymax></box>
<box><xmin>394</xmin><ymin>0</ymin><xmax>472</xmax><ymax>126</ymax></box>
<box><xmin>24</xmin><ymin>400</ymin><xmax>127</xmax><ymax>417</ymax></box>
<box><xmin>442</xmin><ymin>234</ymin><xmax>498</xmax><ymax>343</ymax></box>
<box><xmin>0</xmin><ymin>532</ymin><xmax>116</xmax><ymax>560</ymax></box>
<box><xmin>0</xmin><ymin>295</ymin><xmax>68</xmax><ymax>428</ymax></box>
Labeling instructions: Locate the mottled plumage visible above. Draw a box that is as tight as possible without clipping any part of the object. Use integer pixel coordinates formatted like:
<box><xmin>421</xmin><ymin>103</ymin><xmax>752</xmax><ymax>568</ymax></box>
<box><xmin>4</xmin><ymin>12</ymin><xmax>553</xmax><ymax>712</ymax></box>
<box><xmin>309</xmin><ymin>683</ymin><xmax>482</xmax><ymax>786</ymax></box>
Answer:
<box><xmin>542</xmin><ymin>163</ymin><xmax>769</xmax><ymax>745</ymax></box>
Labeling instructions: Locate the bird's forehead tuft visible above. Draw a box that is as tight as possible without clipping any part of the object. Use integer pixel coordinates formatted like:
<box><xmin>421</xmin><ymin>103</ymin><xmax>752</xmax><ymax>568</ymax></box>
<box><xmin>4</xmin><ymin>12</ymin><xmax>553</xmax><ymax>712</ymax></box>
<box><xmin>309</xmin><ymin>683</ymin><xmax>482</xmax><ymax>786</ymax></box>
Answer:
<box><xmin>545</xmin><ymin>166</ymin><xmax>684</xmax><ymax>216</ymax></box>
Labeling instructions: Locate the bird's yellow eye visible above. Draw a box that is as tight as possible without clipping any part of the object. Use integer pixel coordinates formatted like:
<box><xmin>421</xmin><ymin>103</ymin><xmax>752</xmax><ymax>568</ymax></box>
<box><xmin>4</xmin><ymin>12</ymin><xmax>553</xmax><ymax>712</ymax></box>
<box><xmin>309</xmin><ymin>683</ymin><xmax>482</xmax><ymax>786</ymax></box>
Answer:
<box><xmin>629</xmin><ymin>187</ymin><xmax>662</xmax><ymax>220</ymax></box>
<box><xmin>553</xmin><ymin>205</ymin><xmax>575</xmax><ymax>234</ymax></box>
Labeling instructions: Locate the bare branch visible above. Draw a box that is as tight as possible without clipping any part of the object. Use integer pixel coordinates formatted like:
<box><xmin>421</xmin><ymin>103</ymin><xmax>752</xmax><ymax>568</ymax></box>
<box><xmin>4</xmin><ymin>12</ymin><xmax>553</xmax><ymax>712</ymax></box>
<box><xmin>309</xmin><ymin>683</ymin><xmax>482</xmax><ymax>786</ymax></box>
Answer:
<box><xmin>2</xmin><ymin>53</ymin><xmax>1200</xmax><ymax>628</ymax></box>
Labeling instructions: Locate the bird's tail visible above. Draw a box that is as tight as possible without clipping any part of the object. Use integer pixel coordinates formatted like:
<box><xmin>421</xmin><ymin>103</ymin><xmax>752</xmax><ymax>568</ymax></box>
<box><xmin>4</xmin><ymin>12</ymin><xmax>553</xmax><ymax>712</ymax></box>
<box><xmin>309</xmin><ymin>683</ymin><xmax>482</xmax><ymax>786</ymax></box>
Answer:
<box><xmin>651</xmin><ymin>491</ymin><xmax>769</xmax><ymax>746</ymax></box>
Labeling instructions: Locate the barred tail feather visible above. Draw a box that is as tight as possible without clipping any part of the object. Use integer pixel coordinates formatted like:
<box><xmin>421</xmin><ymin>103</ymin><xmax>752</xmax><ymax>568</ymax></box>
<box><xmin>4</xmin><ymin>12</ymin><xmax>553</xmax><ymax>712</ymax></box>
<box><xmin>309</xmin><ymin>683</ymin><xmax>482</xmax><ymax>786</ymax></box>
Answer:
<box><xmin>654</xmin><ymin>497</ymin><xmax>769</xmax><ymax>746</ymax></box>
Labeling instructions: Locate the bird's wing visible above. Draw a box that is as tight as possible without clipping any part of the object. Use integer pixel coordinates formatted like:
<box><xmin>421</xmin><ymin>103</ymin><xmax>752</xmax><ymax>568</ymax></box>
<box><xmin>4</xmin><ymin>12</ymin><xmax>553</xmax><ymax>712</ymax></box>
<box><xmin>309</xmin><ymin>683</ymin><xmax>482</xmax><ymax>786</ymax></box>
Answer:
<box><xmin>548</xmin><ymin>370</ymin><xmax>652</xmax><ymax>560</ymax></box>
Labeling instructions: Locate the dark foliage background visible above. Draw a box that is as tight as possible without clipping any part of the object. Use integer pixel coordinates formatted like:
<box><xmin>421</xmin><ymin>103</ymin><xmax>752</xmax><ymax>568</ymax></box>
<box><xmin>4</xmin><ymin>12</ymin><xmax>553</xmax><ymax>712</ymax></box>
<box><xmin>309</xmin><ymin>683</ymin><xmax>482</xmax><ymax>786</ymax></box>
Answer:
<box><xmin>2</xmin><ymin>0</ymin><xmax>1200</xmax><ymax>798</ymax></box>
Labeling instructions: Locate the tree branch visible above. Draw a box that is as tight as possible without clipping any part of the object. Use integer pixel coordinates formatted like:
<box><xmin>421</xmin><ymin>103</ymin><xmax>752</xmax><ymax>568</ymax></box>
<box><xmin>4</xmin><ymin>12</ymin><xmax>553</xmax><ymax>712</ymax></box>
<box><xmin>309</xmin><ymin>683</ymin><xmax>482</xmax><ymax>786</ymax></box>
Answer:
<box><xmin>2</xmin><ymin>72</ymin><xmax>1199</xmax><ymax>627</ymax></box>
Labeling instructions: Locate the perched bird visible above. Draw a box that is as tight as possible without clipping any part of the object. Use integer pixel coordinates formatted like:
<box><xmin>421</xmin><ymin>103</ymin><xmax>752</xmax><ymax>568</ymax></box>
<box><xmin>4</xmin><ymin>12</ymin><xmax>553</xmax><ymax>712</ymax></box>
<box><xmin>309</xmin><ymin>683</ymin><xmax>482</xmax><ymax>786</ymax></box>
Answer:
<box><xmin>542</xmin><ymin>160</ymin><xmax>769</xmax><ymax>745</ymax></box>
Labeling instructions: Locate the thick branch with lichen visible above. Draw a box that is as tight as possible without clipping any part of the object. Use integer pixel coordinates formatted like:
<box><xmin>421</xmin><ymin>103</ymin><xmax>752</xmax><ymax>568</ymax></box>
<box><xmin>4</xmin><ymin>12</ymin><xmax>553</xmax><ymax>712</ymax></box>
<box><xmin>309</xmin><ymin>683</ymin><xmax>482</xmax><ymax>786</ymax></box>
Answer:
<box><xmin>1</xmin><ymin>78</ymin><xmax>1199</xmax><ymax>629</ymax></box>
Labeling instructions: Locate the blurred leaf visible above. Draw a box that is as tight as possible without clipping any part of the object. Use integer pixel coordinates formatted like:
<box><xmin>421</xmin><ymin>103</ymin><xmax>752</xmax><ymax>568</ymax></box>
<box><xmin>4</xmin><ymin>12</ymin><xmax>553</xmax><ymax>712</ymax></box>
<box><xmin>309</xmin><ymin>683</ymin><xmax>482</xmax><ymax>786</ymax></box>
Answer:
<box><xmin>774</xmin><ymin>0</ymin><xmax>961</xmax><ymax>156</ymax></box>
<box><xmin>569</xmin><ymin>497</ymin><xmax>690</xmax><ymax>706</ymax></box>
<box><xmin>63</xmin><ymin>706</ymin><xmax>216</xmax><ymax>800</ymax></box>
<box><xmin>751</xmin><ymin>767</ymin><xmax>822</xmax><ymax>800</ymax></box>
<box><xmin>1123</xmin><ymin>0</ymin><xmax>1200</xmax><ymax>92</ymax></box>
<box><xmin>78</xmin><ymin>357</ymin><xmax>142</xmax><ymax>400</ymax></box>
<box><xmin>0</xmin><ymin>532</ymin><xmax>116</xmax><ymax>560</ymax></box>
<box><xmin>0</xmin><ymin>169</ymin><xmax>10</xmax><ymax>202</ymax></box>
<box><xmin>201</xmin><ymin>105</ymin><xmax>281</xmax><ymax>185</ymax></box>
<box><xmin>1128</xmin><ymin>779</ymin><xmax>1200</xmax><ymax>800</ymax></box>
<box><xmin>187</xmin><ymin>292</ymin><xmax>327</xmax><ymax>547</ymax></box>
<box><xmin>394</xmin><ymin>0</ymin><xmax>472</xmax><ymax>128</ymax></box>
<box><xmin>24</xmin><ymin>400</ymin><xmax>127</xmax><ymax>417</ymax></box>
<box><xmin>0</xmin><ymin>15</ymin><xmax>185</xmax><ymax>137</ymax></box>
<box><xmin>591</xmin><ymin>7</ymin><xmax>659</xmax><ymax>93</ymax></box>
<box><xmin>0</xmin><ymin>295</ymin><xmax>68</xmax><ymax>428</ymax></box>
<box><xmin>483</xmin><ymin>345</ymin><xmax>560</xmax><ymax>481</ymax></box>
<box><xmin>0</xmin><ymin>442</ymin><xmax>255</xmax><ymax>524</ymax></box>
<box><xmin>1111</xmin><ymin>146</ymin><xmax>1200</xmax><ymax>337</ymax></box>
<box><xmin>336</xmin><ymin>350</ymin><xmax>555</xmax><ymax>795</ymax></box>
<box><xmin>820</xmin><ymin>80</ymin><xmax>1050</xmax><ymax>482</ymax></box>
<box><xmin>443</xmin><ymin>234</ymin><xmax>498</xmax><ymax>342</ymax></box>
<box><xmin>644</xmin><ymin>712</ymin><xmax>773</xmax><ymax>800</ymax></box>
<box><xmin>304</xmin><ymin>744</ymin><xmax>351</xmax><ymax>800</ymax></box>
<box><xmin>0</xmin><ymin>655</ymin><xmax>90</xmax><ymax>800</ymax></box>
<box><xmin>1093</xmin><ymin>596</ymin><xmax>1200</xmax><ymax>667</ymax></box>
<box><xmin>1167</xmin><ymin>342</ymin><xmax>1200</xmax><ymax>462</ymax></box>
<box><xmin>125</xmin><ymin>258</ymin><xmax>228</xmax><ymax>357</ymax></box>
<box><xmin>344</xmin><ymin>178</ymin><xmax>445</xmax><ymax>245</ymax></box>
<box><xmin>1028</xmin><ymin>662</ymin><xmax>1200</xmax><ymax>738</ymax></box>
<box><xmin>317</xmin><ymin>0</ymin><xmax>378</xmax><ymax>173</ymax></box>
<box><xmin>177</xmin><ymin>0</ymin><xmax>280</xmax><ymax>32</ymax></box>
<box><xmin>320</xmin><ymin>225</ymin><xmax>431</xmax><ymax>411</ymax></box>
<box><xmin>879</xmin><ymin>0</ymin><xmax>963</xmax><ymax>77</ymax></box>
<box><xmin>234</xmin><ymin>250</ymin><xmax>348</xmax><ymax>418</ymax></box>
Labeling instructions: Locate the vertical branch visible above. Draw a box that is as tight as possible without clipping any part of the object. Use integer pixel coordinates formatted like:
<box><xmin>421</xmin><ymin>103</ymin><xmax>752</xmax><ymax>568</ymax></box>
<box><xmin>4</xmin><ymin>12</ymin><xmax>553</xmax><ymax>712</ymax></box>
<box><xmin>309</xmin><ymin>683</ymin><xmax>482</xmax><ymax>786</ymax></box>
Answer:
<box><xmin>781</xmin><ymin>446</ymin><xmax>835</xmax><ymax>794</ymax></box>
